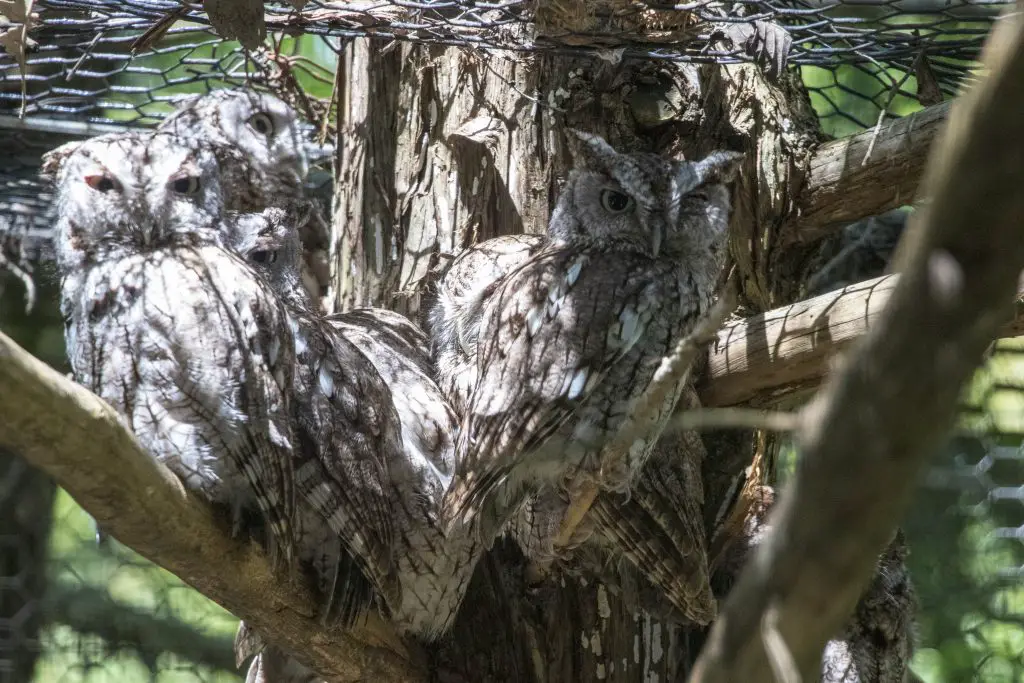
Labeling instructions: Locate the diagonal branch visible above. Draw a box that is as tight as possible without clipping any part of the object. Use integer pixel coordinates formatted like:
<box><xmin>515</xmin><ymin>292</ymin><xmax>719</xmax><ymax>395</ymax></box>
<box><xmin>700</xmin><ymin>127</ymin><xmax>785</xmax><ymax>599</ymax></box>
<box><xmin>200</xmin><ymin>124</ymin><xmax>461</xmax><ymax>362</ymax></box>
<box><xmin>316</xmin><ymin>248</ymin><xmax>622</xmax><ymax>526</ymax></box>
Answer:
<box><xmin>690</xmin><ymin>3</ymin><xmax>1024</xmax><ymax>681</ymax></box>
<box><xmin>0</xmin><ymin>330</ymin><xmax>425</xmax><ymax>683</ymax></box>
<box><xmin>700</xmin><ymin>273</ymin><xmax>1024</xmax><ymax>408</ymax></box>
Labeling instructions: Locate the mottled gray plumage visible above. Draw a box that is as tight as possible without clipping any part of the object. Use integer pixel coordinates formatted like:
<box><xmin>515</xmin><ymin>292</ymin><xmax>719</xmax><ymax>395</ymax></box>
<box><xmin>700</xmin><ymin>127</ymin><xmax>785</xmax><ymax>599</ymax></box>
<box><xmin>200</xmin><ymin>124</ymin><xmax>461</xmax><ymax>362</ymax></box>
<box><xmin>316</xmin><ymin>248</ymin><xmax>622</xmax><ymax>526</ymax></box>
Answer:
<box><xmin>158</xmin><ymin>89</ymin><xmax>328</xmax><ymax>212</ymax></box>
<box><xmin>228</xmin><ymin>208</ymin><xmax>400</xmax><ymax>624</ymax></box>
<box><xmin>430</xmin><ymin>233</ymin><xmax>546</xmax><ymax>416</ymax></box>
<box><xmin>435</xmin><ymin>133</ymin><xmax>738</xmax><ymax>623</ymax></box>
<box><xmin>230</xmin><ymin>208</ymin><xmax>481</xmax><ymax>640</ymax></box>
<box><xmin>821</xmin><ymin>530</ymin><xmax>918</xmax><ymax>683</ymax></box>
<box><xmin>715</xmin><ymin>487</ymin><xmax>918</xmax><ymax>683</ymax></box>
<box><xmin>44</xmin><ymin>131</ymin><xmax>297</xmax><ymax>567</ymax></box>
<box><xmin>432</xmin><ymin>234</ymin><xmax>717</xmax><ymax>623</ymax></box>
<box><xmin>160</xmin><ymin>88</ymin><xmax>332</xmax><ymax>297</ymax></box>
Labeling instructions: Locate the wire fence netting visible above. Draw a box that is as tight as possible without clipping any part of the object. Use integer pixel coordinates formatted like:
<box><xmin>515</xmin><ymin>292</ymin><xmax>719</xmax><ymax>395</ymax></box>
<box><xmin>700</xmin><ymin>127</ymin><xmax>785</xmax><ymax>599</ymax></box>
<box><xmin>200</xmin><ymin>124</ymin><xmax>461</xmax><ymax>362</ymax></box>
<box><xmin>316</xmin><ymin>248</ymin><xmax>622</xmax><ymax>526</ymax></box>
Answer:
<box><xmin>0</xmin><ymin>1</ymin><xmax>1020</xmax><ymax>681</ymax></box>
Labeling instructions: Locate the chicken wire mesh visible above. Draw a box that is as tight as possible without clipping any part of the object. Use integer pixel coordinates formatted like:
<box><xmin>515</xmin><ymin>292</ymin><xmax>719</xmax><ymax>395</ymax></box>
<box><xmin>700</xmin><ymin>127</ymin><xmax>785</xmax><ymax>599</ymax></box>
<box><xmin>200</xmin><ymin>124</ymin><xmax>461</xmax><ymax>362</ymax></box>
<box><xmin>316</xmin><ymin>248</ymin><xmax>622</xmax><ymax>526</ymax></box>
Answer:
<box><xmin>0</xmin><ymin>0</ymin><xmax>1020</xmax><ymax>681</ymax></box>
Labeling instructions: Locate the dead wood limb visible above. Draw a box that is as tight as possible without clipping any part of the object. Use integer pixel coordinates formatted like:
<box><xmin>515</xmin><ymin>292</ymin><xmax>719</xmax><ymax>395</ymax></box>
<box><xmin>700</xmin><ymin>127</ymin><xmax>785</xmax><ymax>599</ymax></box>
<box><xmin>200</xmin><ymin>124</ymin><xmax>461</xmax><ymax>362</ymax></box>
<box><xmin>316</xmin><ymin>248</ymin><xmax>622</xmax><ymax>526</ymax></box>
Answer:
<box><xmin>700</xmin><ymin>273</ymin><xmax>1024</xmax><ymax>408</ymax></box>
<box><xmin>690</xmin><ymin>4</ymin><xmax>1024</xmax><ymax>681</ymax></box>
<box><xmin>785</xmin><ymin>100</ymin><xmax>951</xmax><ymax>245</ymax></box>
<box><xmin>0</xmin><ymin>329</ymin><xmax>425</xmax><ymax>683</ymax></box>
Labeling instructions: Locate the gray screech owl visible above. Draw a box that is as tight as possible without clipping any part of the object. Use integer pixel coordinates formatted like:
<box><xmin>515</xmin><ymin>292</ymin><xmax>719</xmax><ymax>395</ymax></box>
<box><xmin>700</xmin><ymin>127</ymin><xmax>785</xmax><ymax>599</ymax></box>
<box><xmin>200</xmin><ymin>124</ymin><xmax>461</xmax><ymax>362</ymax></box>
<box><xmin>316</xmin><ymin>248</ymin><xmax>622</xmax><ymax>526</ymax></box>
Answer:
<box><xmin>43</xmin><ymin>131</ymin><xmax>298</xmax><ymax>567</ymax></box>
<box><xmin>438</xmin><ymin>132</ymin><xmax>739</xmax><ymax>622</ymax></box>
<box><xmin>158</xmin><ymin>89</ymin><xmax>329</xmax><ymax>211</ymax></box>
<box><xmin>229</xmin><ymin>208</ymin><xmax>481</xmax><ymax>640</ymax></box>
<box><xmin>228</xmin><ymin>209</ymin><xmax>402</xmax><ymax>625</ymax></box>
<box><xmin>159</xmin><ymin>88</ymin><xmax>332</xmax><ymax>297</ymax></box>
<box><xmin>431</xmin><ymin>238</ymin><xmax>715</xmax><ymax>623</ymax></box>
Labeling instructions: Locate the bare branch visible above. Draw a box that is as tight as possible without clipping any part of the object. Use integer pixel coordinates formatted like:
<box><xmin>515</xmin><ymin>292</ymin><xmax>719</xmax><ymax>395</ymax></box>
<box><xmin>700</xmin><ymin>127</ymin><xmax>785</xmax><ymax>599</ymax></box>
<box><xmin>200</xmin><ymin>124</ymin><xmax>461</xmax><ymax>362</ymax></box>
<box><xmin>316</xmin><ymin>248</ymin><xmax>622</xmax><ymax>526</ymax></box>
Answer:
<box><xmin>786</xmin><ymin>101</ymin><xmax>951</xmax><ymax>245</ymax></box>
<box><xmin>665</xmin><ymin>407</ymin><xmax>799</xmax><ymax>433</ymax></box>
<box><xmin>690</xmin><ymin>4</ymin><xmax>1024</xmax><ymax>681</ymax></box>
<box><xmin>700</xmin><ymin>273</ymin><xmax>1024</xmax><ymax>408</ymax></box>
<box><xmin>0</xmin><ymin>330</ymin><xmax>425</xmax><ymax>683</ymax></box>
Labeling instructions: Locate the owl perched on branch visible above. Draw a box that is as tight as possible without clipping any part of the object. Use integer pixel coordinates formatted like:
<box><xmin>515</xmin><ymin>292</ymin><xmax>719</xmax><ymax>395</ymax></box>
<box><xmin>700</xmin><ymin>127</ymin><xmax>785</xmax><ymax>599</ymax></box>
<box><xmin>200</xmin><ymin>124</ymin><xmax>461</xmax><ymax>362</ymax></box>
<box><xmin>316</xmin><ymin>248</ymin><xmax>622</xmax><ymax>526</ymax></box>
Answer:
<box><xmin>161</xmin><ymin>88</ymin><xmax>396</xmax><ymax>628</ymax></box>
<box><xmin>431</xmin><ymin>233</ymin><xmax>718</xmax><ymax>623</ymax></box>
<box><xmin>44</xmin><ymin>131</ymin><xmax>298</xmax><ymax>568</ymax></box>
<box><xmin>230</xmin><ymin>207</ymin><xmax>481</xmax><ymax>640</ymax></box>
<box><xmin>434</xmin><ymin>132</ymin><xmax>739</xmax><ymax>623</ymax></box>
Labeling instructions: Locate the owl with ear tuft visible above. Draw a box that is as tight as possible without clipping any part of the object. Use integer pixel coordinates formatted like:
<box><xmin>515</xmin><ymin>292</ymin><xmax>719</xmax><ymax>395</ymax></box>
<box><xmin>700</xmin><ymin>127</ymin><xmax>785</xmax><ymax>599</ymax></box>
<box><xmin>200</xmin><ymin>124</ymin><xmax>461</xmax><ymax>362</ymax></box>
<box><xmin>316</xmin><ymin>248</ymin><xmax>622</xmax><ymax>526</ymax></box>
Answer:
<box><xmin>438</xmin><ymin>131</ymin><xmax>740</xmax><ymax>623</ymax></box>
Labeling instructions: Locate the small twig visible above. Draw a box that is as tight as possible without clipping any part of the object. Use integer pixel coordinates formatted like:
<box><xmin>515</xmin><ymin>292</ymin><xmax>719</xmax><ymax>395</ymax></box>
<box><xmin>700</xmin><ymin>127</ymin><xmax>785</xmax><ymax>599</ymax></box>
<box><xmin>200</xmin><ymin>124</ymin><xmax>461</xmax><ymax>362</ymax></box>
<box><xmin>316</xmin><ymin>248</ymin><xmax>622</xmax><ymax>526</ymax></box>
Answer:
<box><xmin>554</xmin><ymin>283</ymin><xmax>739</xmax><ymax>548</ymax></box>
<box><xmin>762</xmin><ymin>604</ymin><xmax>801</xmax><ymax>683</ymax></box>
<box><xmin>665</xmin><ymin>407</ymin><xmax>800</xmax><ymax>434</ymax></box>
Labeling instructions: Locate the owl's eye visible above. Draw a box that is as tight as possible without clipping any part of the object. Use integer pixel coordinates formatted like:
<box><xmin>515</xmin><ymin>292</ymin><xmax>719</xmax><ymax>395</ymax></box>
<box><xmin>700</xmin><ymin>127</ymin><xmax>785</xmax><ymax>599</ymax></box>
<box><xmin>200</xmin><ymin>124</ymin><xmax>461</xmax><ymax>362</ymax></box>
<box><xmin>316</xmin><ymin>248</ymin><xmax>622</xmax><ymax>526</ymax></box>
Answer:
<box><xmin>170</xmin><ymin>176</ymin><xmax>201</xmax><ymax>195</ymax></box>
<box><xmin>248</xmin><ymin>113</ymin><xmax>275</xmax><ymax>137</ymax></box>
<box><xmin>84</xmin><ymin>174</ymin><xmax>119</xmax><ymax>193</ymax></box>
<box><xmin>600</xmin><ymin>189</ymin><xmax>634</xmax><ymax>214</ymax></box>
<box><xmin>250</xmin><ymin>250</ymin><xmax>278</xmax><ymax>265</ymax></box>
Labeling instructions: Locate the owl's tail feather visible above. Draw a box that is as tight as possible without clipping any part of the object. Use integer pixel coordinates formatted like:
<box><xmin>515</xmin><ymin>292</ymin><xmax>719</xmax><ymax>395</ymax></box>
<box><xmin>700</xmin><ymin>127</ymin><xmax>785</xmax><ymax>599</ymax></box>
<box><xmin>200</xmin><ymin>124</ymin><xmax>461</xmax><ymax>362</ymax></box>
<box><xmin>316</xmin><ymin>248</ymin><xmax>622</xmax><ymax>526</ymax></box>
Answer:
<box><xmin>294</xmin><ymin>455</ymin><xmax>401</xmax><ymax>618</ymax></box>
<box><xmin>589</xmin><ymin>482</ymin><xmax>716</xmax><ymax>625</ymax></box>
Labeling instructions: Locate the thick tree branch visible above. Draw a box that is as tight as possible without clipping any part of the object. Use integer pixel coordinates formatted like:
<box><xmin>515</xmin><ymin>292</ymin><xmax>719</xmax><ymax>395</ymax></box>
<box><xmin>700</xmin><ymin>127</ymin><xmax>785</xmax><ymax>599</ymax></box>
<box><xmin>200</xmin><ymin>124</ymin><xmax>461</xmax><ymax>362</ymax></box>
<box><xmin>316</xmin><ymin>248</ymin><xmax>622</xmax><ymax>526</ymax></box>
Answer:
<box><xmin>690</xmin><ymin>4</ymin><xmax>1024</xmax><ymax>681</ymax></box>
<box><xmin>700</xmin><ymin>274</ymin><xmax>1024</xmax><ymax>408</ymax></box>
<box><xmin>0</xmin><ymin>330</ymin><xmax>424</xmax><ymax>683</ymax></box>
<box><xmin>785</xmin><ymin>101</ymin><xmax>951</xmax><ymax>245</ymax></box>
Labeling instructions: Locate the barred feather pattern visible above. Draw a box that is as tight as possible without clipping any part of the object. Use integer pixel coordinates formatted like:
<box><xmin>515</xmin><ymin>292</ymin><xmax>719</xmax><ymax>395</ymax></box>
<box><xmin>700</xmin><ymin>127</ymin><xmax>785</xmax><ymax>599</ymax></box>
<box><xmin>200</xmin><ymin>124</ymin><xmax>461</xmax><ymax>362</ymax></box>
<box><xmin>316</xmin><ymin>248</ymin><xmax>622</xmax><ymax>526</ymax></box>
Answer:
<box><xmin>433</xmin><ymin>133</ymin><xmax>739</xmax><ymax>625</ymax></box>
<box><xmin>231</xmin><ymin>208</ymin><xmax>481</xmax><ymax>640</ymax></box>
<box><xmin>157</xmin><ymin>89</ymin><xmax>329</xmax><ymax>212</ymax></box>
<box><xmin>46</xmin><ymin>132</ymin><xmax>298</xmax><ymax>567</ymax></box>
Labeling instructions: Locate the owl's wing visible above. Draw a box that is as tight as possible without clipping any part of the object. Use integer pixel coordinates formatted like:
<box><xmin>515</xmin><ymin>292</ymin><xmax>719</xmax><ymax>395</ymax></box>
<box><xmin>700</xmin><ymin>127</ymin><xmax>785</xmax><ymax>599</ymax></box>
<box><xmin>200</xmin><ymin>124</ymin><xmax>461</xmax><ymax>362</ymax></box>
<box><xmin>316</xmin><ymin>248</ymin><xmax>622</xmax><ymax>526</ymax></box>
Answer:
<box><xmin>589</xmin><ymin>428</ymin><xmax>715</xmax><ymax>625</ymax></box>
<box><xmin>442</xmin><ymin>247</ymin><xmax>669</xmax><ymax>536</ymax></box>
<box><xmin>292</xmin><ymin>311</ymin><xmax>403</xmax><ymax>609</ymax></box>
<box><xmin>198</xmin><ymin>250</ymin><xmax>299</xmax><ymax>566</ymax></box>
<box><xmin>332</xmin><ymin>307</ymin><xmax>433</xmax><ymax>376</ymax></box>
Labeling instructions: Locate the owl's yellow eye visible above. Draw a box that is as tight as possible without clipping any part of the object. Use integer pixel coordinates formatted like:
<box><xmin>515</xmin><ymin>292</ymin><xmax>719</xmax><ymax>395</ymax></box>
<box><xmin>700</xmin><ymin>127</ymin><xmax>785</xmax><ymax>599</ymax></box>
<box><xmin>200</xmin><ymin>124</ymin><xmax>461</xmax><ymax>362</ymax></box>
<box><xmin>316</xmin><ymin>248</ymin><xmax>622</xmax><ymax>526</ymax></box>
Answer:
<box><xmin>248</xmin><ymin>113</ymin><xmax>275</xmax><ymax>137</ymax></box>
<box><xmin>84</xmin><ymin>174</ymin><xmax>119</xmax><ymax>193</ymax></box>
<box><xmin>170</xmin><ymin>176</ymin><xmax>201</xmax><ymax>195</ymax></box>
<box><xmin>250</xmin><ymin>250</ymin><xmax>278</xmax><ymax>265</ymax></box>
<box><xmin>600</xmin><ymin>189</ymin><xmax>634</xmax><ymax>214</ymax></box>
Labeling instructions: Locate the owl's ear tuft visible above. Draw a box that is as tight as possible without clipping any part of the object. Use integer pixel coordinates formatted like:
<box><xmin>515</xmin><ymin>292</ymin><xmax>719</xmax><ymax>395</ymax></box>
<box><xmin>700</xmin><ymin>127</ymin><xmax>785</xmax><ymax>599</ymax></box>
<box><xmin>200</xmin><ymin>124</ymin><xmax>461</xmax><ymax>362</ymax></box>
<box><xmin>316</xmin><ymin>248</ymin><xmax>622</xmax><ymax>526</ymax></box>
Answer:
<box><xmin>40</xmin><ymin>141</ymin><xmax>85</xmax><ymax>183</ymax></box>
<box><xmin>566</xmin><ymin>129</ymin><xmax>619</xmax><ymax>172</ymax></box>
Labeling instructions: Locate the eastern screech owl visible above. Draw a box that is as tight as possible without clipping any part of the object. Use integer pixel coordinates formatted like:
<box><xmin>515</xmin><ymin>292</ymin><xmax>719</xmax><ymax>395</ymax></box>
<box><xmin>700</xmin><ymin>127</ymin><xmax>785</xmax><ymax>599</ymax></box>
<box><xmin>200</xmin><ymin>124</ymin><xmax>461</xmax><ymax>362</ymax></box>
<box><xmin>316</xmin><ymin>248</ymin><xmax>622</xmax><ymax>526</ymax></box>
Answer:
<box><xmin>160</xmin><ymin>88</ymin><xmax>332</xmax><ymax>296</ymax></box>
<box><xmin>431</xmin><ymin>234</ymin><xmax>719</xmax><ymax>623</ymax></box>
<box><xmin>158</xmin><ymin>89</ymin><xmax>329</xmax><ymax>211</ymax></box>
<box><xmin>44</xmin><ymin>130</ymin><xmax>298</xmax><ymax>567</ymax></box>
<box><xmin>437</xmin><ymin>132</ymin><xmax>740</xmax><ymax>623</ymax></box>
<box><xmin>229</xmin><ymin>208</ymin><xmax>480</xmax><ymax>640</ymax></box>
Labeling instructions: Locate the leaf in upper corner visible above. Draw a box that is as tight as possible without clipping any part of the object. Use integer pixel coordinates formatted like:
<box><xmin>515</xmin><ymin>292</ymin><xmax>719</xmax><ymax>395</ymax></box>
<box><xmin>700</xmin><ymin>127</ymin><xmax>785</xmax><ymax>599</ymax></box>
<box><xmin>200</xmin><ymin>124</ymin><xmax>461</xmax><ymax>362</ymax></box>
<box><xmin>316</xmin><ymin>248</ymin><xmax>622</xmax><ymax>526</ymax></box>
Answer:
<box><xmin>914</xmin><ymin>50</ymin><xmax>945</xmax><ymax>107</ymax></box>
<box><xmin>205</xmin><ymin>0</ymin><xmax>266</xmax><ymax>50</ymax></box>
<box><xmin>0</xmin><ymin>0</ymin><xmax>38</xmax><ymax>117</ymax></box>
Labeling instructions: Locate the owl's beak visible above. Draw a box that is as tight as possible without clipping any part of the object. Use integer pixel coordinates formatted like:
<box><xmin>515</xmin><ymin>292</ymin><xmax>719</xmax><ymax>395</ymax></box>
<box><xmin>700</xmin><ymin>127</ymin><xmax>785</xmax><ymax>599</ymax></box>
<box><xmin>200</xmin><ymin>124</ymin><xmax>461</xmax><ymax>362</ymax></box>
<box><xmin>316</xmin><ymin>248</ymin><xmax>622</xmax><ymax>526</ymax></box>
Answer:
<box><xmin>650</xmin><ymin>224</ymin><xmax>663</xmax><ymax>258</ymax></box>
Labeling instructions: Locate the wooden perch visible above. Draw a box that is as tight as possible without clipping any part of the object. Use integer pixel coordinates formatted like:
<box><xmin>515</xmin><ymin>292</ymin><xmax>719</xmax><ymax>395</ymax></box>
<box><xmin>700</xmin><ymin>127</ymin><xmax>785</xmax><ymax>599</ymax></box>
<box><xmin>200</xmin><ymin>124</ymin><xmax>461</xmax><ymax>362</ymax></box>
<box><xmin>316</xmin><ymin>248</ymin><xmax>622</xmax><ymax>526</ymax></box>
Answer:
<box><xmin>699</xmin><ymin>274</ymin><xmax>1024</xmax><ymax>408</ymax></box>
<box><xmin>690</xmin><ymin>3</ymin><xmax>1024</xmax><ymax>681</ymax></box>
<box><xmin>0</xmin><ymin>331</ymin><xmax>424</xmax><ymax>683</ymax></box>
<box><xmin>785</xmin><ymin>100</ymin><xmax>951</xmax><ymax>245</ymax></box>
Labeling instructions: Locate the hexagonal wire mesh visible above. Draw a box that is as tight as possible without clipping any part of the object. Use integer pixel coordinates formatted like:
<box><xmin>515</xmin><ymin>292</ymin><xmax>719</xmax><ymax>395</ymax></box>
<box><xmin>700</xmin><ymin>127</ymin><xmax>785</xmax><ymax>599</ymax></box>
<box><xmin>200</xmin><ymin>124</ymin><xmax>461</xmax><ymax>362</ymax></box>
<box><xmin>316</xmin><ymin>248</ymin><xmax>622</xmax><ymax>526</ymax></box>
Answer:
<box><xmin>0</xmin><ymin>0</ymin><xmax>1019</xmax><ymax>681</ymax></box>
